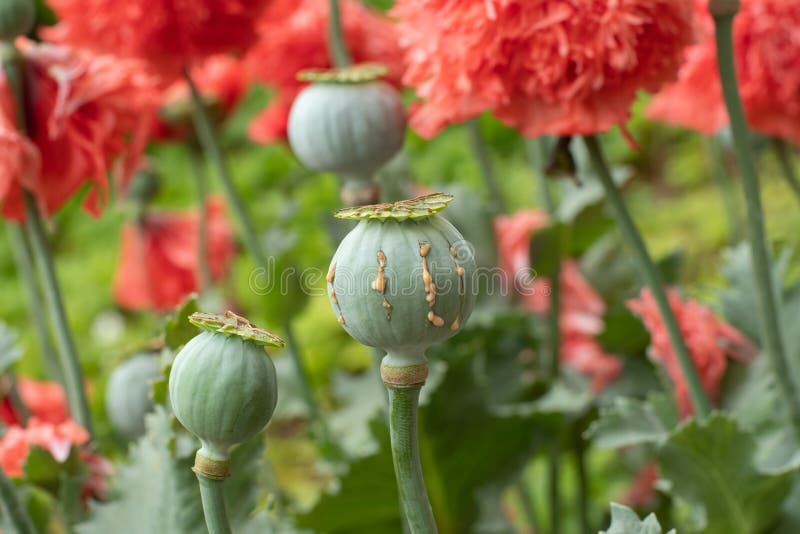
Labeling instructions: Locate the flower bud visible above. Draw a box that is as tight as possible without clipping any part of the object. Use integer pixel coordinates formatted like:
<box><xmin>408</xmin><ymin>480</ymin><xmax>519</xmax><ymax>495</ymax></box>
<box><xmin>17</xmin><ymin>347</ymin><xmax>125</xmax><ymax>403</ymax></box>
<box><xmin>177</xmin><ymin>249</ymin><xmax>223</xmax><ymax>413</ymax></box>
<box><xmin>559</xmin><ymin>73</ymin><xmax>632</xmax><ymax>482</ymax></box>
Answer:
<box><xmin>0</xmin><ymin>0</ymin><xmax>35</xmax><ymax>42</ymax></box>
<box><xmin>327</xmin><ymin>194</ymin><xmax>476</xmax><ymax>377</ymax></box>
<box><xmin>169</xmin><ymin>312</ymin><xmax>283</xmax><ymax>465</ymax></box>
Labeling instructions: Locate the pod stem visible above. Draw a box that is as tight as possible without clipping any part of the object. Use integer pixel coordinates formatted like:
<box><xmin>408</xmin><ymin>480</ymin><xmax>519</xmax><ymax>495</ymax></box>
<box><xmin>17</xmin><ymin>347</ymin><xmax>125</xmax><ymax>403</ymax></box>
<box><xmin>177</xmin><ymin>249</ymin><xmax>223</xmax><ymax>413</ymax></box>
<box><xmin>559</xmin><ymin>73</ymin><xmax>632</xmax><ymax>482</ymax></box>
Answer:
<box><xmin>704</xmin><ymin>136</ymin><xmax>742</xmax><ymax>242</ymax></box>
<box><xmin>387</xmin><ymin>386</ymin><xmax>438</xmax><ymax>534</ymax></box>
<box><xmin>772</xmin><ymin>138</ymin><xmax>800</xmax><ymax>206</ymax></box>
<box><xmin>2</xmin><ymin>46</ymin><xmax>93</xmax><ymax>435</ymax></box>
<box><xmin>582</xmin><ymin>135</ymin><xmax>713</xmax><ymax>418</ymax></box>
<box><xmin>197</xmin><ymin>475</ymin><xmax>232</xmax><ymax>534</ymax></box>
<box><xmin>466</xmin><ymin>119</ymin><xmax>507</xmax><ymax>215</ymax></box>
<box><xmin>711</xmin><ymin>10</ymin><xmax>800</xmax><ymax>433</ymax></box>
<box><xmin>5</xmin><ymin>224</ymin><xmax>62</xmax><ymax>381</ymax></box>
<box><xmin>0</xmin><ymin>469</ymin><xmax>36</xmax><ymax>534</ymax></box>
<box><xmin>188</xmin><ymin>145</ymin><xmax>213</xmax><ymax>292</ymax></box>
<box><xmin>327</xmin><ymin>0</ymin><xmax>352</xmax><ymax>68</ymax></box>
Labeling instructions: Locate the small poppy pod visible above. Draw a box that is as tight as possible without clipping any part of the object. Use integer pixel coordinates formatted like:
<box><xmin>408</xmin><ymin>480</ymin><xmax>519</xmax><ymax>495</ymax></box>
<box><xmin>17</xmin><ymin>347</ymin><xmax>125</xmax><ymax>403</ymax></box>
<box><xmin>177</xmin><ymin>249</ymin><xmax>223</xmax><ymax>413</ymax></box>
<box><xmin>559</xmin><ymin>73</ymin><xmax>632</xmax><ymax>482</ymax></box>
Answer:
<box><xmin>327</xmin><ymin>194</ymin><xmax>476</xmax><ymax>370</ymax></box>
<box><xmin>287</xmin><ymin>64</ymin><xmax>406</xmax><ymax>186</ymax></box>
<box><xmin>169</xmin><ymin>312</ymin><xmax>284</xmax><ymax>463</ymax></box>
<box><xmin>0</xmin><ymin>0</ymin><xmax>35</xmax><ymax>42</ymax></box>
<box><xmin>105</xmin><ymin>352</ymin><xmax>161</xmax><ymax>439</ymax></box>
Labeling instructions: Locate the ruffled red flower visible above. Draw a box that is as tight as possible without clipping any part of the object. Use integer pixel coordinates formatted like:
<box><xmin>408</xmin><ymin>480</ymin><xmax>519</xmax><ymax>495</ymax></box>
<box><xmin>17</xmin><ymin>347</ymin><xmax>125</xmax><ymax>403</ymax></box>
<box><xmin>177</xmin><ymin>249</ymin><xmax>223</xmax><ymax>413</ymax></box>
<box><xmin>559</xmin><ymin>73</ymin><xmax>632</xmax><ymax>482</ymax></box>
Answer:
<box><xmin>0</xmin><ymin>38</ymin><xmax>158</xmax><ymax>221</ymax></box>
<box><xmin>113</xmin><ymin>196</ymin><xmax>236</xmax><ymax>311</ymax></box>
<box><xmin>44</xmin><ymin>0</ymin><xmax>270</xmax><ymax>82</ymax></box>
<box><xmin>153</xmin><ymin>55</ymin><xmax>247</xmax><ymax>140</ymax></box>
<box><xmin>393</xmin><ymin>0</ymin><xmax>695</xmax><ymax>139</ymax></box>
<box><xmin>0</xmin><ymin>417</ymin><xmax>90</xmax><ymax>477</ymax></box>
<box><xmin>18</xmin><ymin>379</ymin><xmax>69</xmax><ymax>425</ymax></box>
<box><xmin>627</xmin><ymin>288</ymin><xmax>757</xmax><ymax>417</ymax></box>
<box><xmin>648</xmin><ymin>0</ymin><xmax>800</xmax><ymax>145</ymax></box>
<box><xmin>244</xmin><ymin>0</ymin><xmax>404</xmax><ymax>143</ymax></box>
<box><xmin>495</xmin><ymin>210</ymin><xmax>621</xmax><ymax>390</ymax></box>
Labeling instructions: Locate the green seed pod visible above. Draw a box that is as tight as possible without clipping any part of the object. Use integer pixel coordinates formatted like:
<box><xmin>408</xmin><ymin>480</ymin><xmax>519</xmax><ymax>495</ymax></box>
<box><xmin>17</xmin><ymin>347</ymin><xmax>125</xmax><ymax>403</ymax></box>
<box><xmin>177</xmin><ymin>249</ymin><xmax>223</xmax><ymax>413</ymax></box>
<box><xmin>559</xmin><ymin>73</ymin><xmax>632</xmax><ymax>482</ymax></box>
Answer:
<box><xmin>105</xmin><ymin>353</ymin><xmax>160</xmax><ymax>439</ymax></box>
<box><xmin>169</xmin><ymin>312</ymin><xmax>283</xmax><ymax>468</ymax></box>
<box><xmin>288</xmin><ymin>64</ymin><xmax>406</xmax><ymax>187</ymax></box>
<box><xmin>327</xmin><ymin>194</ymin><xmax>476</xmax><ymax>380</ymax></box>
<box><xmin>0</xmin><ymin>0</ymin><xmax>35</xmax><ymax>42</ymax></box>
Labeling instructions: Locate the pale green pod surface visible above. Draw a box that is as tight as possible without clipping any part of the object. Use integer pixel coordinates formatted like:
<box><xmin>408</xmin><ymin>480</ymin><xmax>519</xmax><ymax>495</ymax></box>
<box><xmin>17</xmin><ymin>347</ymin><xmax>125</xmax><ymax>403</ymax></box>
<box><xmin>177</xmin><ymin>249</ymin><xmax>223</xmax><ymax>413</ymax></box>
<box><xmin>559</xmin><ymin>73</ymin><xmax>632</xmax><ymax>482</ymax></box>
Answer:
<box><xmin>287</xmin><ymin>71</ymin><xmax>405</xmax><ymax>181</ymax></box>
<box><xmin>328</xmin><ymin>195</ymin><xmax>476</xmax><ymax>367</ymax></box>
<box><xmin>169</xmin><ymin>330</ymin><xmax>278</xmax><ymax>461</ymax></box>
<box><xmin>105</xmin><ymin>353</ymin><xmax>160</xmax><ymax>439</ymax></box>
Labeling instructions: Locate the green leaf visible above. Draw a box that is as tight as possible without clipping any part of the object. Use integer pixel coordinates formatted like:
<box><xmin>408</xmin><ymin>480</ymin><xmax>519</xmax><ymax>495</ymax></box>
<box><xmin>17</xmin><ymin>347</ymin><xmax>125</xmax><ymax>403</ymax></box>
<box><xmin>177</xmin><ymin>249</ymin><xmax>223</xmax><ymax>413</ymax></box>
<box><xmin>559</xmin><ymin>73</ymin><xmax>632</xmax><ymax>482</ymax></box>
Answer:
<box><xmin>0</xmin><ymin>322</ymin><xmax>22</xmax><ymax>374</ymax></box>
<box><xmin>600</xmin><ymin>503</ymin><xmax>675</xmax><ymax>534</ymax></box>
<box><xmin>77</xmin><ymin>408</ymin><xmax>204</xmax><ymax>534</ymax></box>
<box><xmin>586</xmin><ymin>395</ymin><xmax>677</xmax><ymax>449</ymax></box>
<box><xmin>164</xmin><ymin>297</ymin><xmax>199</xmax><ymax>350</ymax></box>
<box><xmin>657</xmin><ymin>413</ymin><xmax>796</xmax><ymax>534</ymax></box>
<box><xmin>225</xmin><ymin>435</ymin><xmax>266</xmax><ymax>528</ymax></box>
<box><xmin>295</xmin><ymin>418</ymin><xmax>402</xmax><ymax>533</ymax></box>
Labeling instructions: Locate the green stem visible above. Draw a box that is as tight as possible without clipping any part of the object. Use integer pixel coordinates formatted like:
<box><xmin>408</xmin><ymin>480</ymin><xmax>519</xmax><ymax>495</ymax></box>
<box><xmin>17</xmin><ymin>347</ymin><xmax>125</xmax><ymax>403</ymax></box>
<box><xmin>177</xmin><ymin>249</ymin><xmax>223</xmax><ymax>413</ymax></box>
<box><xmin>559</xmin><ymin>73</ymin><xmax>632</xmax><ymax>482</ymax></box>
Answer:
<box><xmin>6</xmin><ymin>374</ymin><xmax>29</xmax><ymax>425</ymax></box>
<box><xmin>575</xmin><ymin>437</ymin><xmax>590</xmax><ymax>534</ymax></box>
<box><xmin>197</xmin><ymin>475</ymin><xmax>232</xmax><ymax>534</ymax></box>
<box><xmin>548</xmin><ymin>446</ymin><xmax>560</xmax><ymax>534</ymax></box>
<box><xmin>327</xmin><ymin>0</ymin><xmax>352</xmax><ymax>67</ymax></box>
<box><xmin>0</xmin><ymin>469</ymin><xmax>35</xmax><ymax>534</ymax></box>
<box><xmin>772</xmin><ymin>138</ymin><xmax>800</xmax><ymax>206</ymax></box>
<box><xmin>514</xmin><ymin>479</ymin><xmax>539</xmax><ymax>533</ymax></box>
<box><xmin>5</xmin><ymin>224</ymin><xmax>62</xmax><ymax>381</ymax></box>
<box><xmin>23</xmin><ymin>194</ymin><xmax>93</xmax><ymax>434</ymax></box>
<box><xmin>583</xmin><ymin>135</ymin><xmax>713</xmax><ymax>418</ymax></box>
<box><xmin>388</xmin><ymin>387</ymin><xmax>437</xmax><ymax>534</ymax></box>
<box><xmin>712</xmin><ymin>12</ymin><xmax>800</xmax><ymax>431</ymax></box>
<box><xmin>185</xmin><ymin>70</ymin><xmax>265</xmax><ymax>269</ymax></box>
<box><xmin>188</xmin><ymin>146</ymin><xmax>213</xmax><ymax>291</ymax></box>
<box><xmin>705</xmin><ymin>136</ymin><xmax>742</xmax><ymax>242</ymax></box>
<box><xmin>466</xmin><ymin>119</ymin><xmax>507</xmax><ymax>214</ymax></box>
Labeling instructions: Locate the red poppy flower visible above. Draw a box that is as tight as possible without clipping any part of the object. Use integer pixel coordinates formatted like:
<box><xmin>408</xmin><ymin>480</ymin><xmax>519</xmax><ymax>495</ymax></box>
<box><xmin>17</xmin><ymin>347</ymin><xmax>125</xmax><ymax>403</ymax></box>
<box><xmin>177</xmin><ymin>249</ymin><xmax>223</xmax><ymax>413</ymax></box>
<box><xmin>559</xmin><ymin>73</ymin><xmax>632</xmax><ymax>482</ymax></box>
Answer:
<box><xmin>494</xmin><ymin>210</ymin><xmax>621</xmax><ymax>390</ymax></box>
<box><xmin>44</xmin><ymin>0</ymin><xmax>270</xmax><ymax>82</ymax></box>
<box><xmin>648</xmin><ymin>0</ymin><xmax>800</xmax><ymax>145</ymax></box>
<box><xmin>623</xmin><ymin>462</ymin><xmax>659</xmax><ymax>508</ymax></box>
<box><xmin>393</xmin><ymin>0</ymin><xmax>695</xmax><ymax>139</ymax></box>
<box><xmin>0</xmin><ymin>417</ymin><xmax>90</xmax><ymax>477</ymax></box>
<box><xmin>153</xmin><ymin>55</ymin><xmax>247</xmax><ymax>140</ymax></box>
<box><xmin>244</xmin><ymin>0</ymin><xmax>404</xmax><ymax>143</ymax></box>
<box><xmin>627</xmin><ymin>288</ymin><xmax>757</xmax><ymax>417</ymax></box>
<box><xmin>18</xmin><ymin>379</ymin><xmax>69</xmax><ymax>425</ymax></box>
<box><xmin>113</xmin><ymin>196</ymin><xmax>236</xmax><ymax>312</ymax></box>
<box><xmin>0</xmin><ymin>38</ymin><xmax>158</xmax><ymax>221</ymax></box>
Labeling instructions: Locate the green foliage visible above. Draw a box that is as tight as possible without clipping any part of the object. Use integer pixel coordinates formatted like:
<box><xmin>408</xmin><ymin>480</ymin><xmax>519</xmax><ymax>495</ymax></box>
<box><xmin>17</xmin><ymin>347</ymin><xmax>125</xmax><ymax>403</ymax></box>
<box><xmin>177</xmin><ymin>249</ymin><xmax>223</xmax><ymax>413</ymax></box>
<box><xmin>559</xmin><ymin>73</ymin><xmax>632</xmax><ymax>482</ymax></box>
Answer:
<box><xmin>163</xmin><ymin>297</ymin><xmax>200</xmax><ymax>350</ymax></box>
<box><xmin>0</xmin><ymin>322</ymin><xmax>22</xmax><ymax>374</ymax></box>
<box><xmin>587</xmin><ymin>395</ymin><xmax>677</xmax><ymax>449</ymax></box>
<box><xmin>600</xmin><ymin>503</ymin><xmax>675</xmax><ymax>534</ymax></box>
<box><xmin>657</xmin><ymin>414</ymin><xmax>796</xmax><ymax>534</ymax></box>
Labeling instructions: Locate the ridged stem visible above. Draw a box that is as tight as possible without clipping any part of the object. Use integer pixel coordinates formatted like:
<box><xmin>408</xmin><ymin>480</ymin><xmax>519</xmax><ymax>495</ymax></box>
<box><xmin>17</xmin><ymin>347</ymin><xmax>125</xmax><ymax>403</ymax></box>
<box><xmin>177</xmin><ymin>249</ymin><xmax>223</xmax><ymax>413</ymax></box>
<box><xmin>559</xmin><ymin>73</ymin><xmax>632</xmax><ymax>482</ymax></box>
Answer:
<box><xmin>327</xmin><ymin>0</ymin><xmax>352</xmax><ymax>68</ymax></box>
<box><xmin>197</xmin><ymin>475</ymin><xmax>232</xmax><ymax>534</ymax></box>
<box><xmin>583</xmin><ymin>135</ymin><xmax>712</xmax><ymax>418</ymax></box>
<box><xmin>466</xmin><ymin>119</ymin><xmax>507</xmax><ymax>214</ymax></box>
<box><xmin>23</xmin><ymin>194</ymin><xmax>93</xmax><ymax>434</ymax></box>
<box><xmin>0</xmin><ymin>469</ymin><xmax>35</xmax><ymax>534</ymax></box>
<box><xmin>772</xmin><ymin>138</ymin><xmax>800</xmax><ymax>206</ymax></box>
<box><xmin>184</xmin><ymin>71</ymin><xmax>326</xmax><ymax>441</ymax></box>
<box><xmin>705</xmin><ymin>136</ymin><xmax>741</xmax><ymax>242</ymax></box>
<box><xmin>5</xmin><ymin>224</ymin><xmax>62</xmax><ymax>380</ymax></box>
<box><xmin>188</xmin><ymin>146</ymin><xmax>212</xmax><ymax>291</ymax></box>
<box><xmin>388</xmin><ymin>387</ymin><xmax>438</xmax><ymax>534</ymax></box>
<box><xmin>2</xmin><ymin>46</ymin><xmax>93</xmax><ymax>434</ymax></box>
<box><xmin>711</xmin><ymin>11</ymin><xmax>800</xmax><ymax>432</ymax></box>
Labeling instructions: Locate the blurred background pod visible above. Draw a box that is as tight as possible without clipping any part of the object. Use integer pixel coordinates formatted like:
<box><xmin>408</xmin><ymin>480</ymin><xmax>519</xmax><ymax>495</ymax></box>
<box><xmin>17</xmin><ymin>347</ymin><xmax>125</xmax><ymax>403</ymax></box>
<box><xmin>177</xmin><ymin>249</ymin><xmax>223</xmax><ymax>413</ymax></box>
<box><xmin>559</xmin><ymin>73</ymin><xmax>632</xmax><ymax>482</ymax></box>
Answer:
<box><xmin>104</xmin><ymin>352</ymin><xmax>161</xmax><ymax>439</ymax></box>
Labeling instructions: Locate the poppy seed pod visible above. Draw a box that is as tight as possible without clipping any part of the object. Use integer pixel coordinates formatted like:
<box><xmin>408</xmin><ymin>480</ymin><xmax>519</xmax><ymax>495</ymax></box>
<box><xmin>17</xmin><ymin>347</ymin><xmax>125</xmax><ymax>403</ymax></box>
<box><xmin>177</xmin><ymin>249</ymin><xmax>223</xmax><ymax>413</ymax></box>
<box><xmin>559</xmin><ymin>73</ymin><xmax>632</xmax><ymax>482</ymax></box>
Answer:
<box><xmin>288</xmin><ymin>64</ymin><xmax>406</xmax><ymax>191</ymax></box>
<box><xmin>169</xmin><ymin>312</ymin><xmax>283</xmax><ymax>476</ymax></box>
<box><xmin>0</xmin><ymin>0</ymin><xmax>35</xmax><ymax>42</ymax></box>
<box><xmin>105</xmin><ymin>353</ymin><xmax>161</xmax><ymax>439</ymax></box>
<box><xmin>327</xmin><ymin>194</ymin><xmax>476</xmax><ymax>385</ymax></box>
